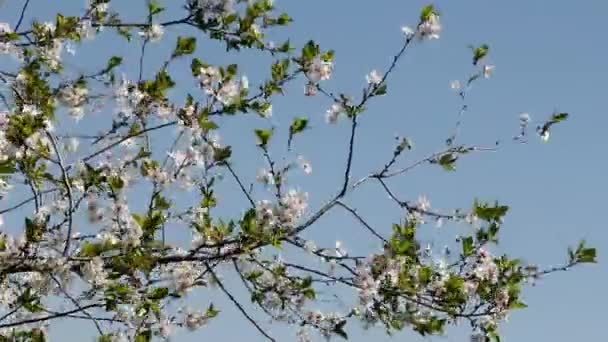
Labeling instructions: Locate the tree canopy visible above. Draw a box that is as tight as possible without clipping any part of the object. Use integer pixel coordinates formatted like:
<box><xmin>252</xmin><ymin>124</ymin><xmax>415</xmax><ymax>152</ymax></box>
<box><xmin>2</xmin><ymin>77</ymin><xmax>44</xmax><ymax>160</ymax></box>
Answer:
<box><xmin>0</xmin><ymin>1</ymin><xmax>596</xmax><ymax>341</ymax></box>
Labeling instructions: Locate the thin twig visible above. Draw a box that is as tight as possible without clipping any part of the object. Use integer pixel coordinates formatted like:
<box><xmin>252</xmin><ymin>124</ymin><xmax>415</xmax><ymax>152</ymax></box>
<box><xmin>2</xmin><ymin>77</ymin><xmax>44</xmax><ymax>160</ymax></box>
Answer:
<box><xmin>336</xmin><ymin>201</ymin><xmax>387</xmax><ymax>243</ymax></box>
<box><xmin>205</xmin><ymin>263</ymin><xmax>276</xmax><ymax>342</ymax></box>
<box><xmin>0</xmin><ymin>304</ymin><xmax>101</xmax><ymax>328</ymax></box>
<box><xmin>14</xmin><ymin>0</ymin><xmax>31</xmax><ymax>31</ymax></box>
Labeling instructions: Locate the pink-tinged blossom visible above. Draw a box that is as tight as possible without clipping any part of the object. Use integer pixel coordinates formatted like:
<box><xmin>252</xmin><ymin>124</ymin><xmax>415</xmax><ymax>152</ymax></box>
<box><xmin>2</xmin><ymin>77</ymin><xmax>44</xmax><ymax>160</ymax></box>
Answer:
<box><xmin>325</xmin><ymin>103</ymin><xmax>343</xmax><ymax>124</ymax></box>
<box><xmin>306</xmin><ymin>57</ymin><xmax>333</xmax><ymax>82</ymax></box>
<box><xmin>280</xmin><ymin>189</ymin><xmax>309</xmax><ymax>225</ymax></box>
<box><xmin>184</xmin><ymin>310</ymin><xmax>209</xmax><ymax>331</ymax></box>
<box><xmin>418</xmin><ymin>13</ymin><xmax>442</xmax><ymax>40</ymax></box>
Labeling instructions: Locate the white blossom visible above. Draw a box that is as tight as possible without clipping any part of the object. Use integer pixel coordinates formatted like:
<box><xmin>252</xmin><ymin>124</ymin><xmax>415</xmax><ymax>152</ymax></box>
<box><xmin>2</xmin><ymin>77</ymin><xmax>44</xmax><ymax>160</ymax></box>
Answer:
<box><xmin>306</xmin><ymin>57</ymin><xmax>333</xmax><ymax>82</ymax></box>
<box><xmin>483</xmin><ymin>65</ymin><xmax>495</xmax><ymax>78</ymax></box>
<box><xmin>297</xmin><ymin>156</ymin><xmax>312</xmax><ymax>174</ymax></box>
<box><xmin>184</xmin><ymin>310</ymin><xmax>208</xmax><ymax>331</ymax></box>
<box><xmin>540</xmin><ymin>130</ymin><xmax>550</xmax><ymax>142</ymax></box>
<box><xmin>416</xmin><ymin>195</ymin><xmax>431</xmax><ymax>212</ymax></box>
<box><xmin>325</xmin><ymin>103</ymin><xmax>343</xmax><ymax>124</ymax></box>
<box><xmin>82</xmin><ymin>257</ymin><xmax>108</xmax><ymax>286</ymax></box>
<box><xmin>401</xmin><ymin>26</ymin><xmax>415</xmax><ymax>38</ymax></box>
<box><xmin>140</xmin><ymin>24</ymin><xmax>164</xmax><ymax>42</ymax></box>
<box><xmin>418</xmin><ymin>13</ymin><xmax>441</xmax><ymax>40</ymax></box>
<box><xmin>366</xmin><ymin>70</ymin><xmax>382</xmax><ymax>85</ymax></box>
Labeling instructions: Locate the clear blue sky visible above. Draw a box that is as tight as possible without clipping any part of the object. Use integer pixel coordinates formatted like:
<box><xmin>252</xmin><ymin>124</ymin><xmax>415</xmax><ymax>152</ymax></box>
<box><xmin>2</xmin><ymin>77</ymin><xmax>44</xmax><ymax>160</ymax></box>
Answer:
<box><xmin>1</xmin><ymin>0</ymin><xmax>607</xmax><ymax>341</ymax></box>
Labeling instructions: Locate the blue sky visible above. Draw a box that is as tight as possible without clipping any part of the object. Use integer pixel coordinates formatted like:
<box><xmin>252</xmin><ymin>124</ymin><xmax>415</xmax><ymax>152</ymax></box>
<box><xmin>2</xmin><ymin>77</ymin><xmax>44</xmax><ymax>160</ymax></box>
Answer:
<box><xmin>1</xmin><ymin>0</ymin><xmax>607</xmax><ymax>341</ymax></box>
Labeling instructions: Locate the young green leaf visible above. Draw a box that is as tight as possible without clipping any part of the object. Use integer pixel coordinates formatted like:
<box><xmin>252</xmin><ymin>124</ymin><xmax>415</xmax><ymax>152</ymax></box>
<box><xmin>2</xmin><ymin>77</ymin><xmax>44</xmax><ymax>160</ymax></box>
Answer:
<box><xmin>288</xmin><ymin>117</ymin><xmax>308</xmax><ymax>149</ymax></box>
<box><xmin>106</xmin><ymin>56</ymin><xmax>123</xmax><ymax>71</ymax></box>
<box><xmin>255</xmin><ymin>129</ymin><xmax>273</xmax><ymax>148</ymax></box>
<box><xmin>173</xmin><ymin>36</ymin><xmax>197</xmax><ymax>57</ymax></box>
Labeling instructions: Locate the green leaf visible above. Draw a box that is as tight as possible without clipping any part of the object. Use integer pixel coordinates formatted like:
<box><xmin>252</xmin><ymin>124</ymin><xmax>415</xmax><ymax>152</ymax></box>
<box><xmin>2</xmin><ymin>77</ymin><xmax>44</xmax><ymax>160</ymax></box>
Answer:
<box><xmin>173</xmin><ymin>36</ymin><xmax>197</xmax><ymax>57</ymax></box>
<box><xmin>254</xmin><ymin>129</ymin><xmax>273</xmax><ymax>148</ymax></box>
<box><xmin>0</xmin><ymin>160</ymin><xmax>15</xmax><ymax>174</ymax></box>
<box><xmin>289</xmin><ymin>117</ymin><xmax>308</xmax><ymax>135</ymax></box>
<box><xmin>106</xmin><ymin>56</ymin><xmax>122</xmax><ymax>71</ymax></box>
<box><xmin>148</xmin><ymin>0</ymin><xmax>164</xmax><ymax>15</ymax></box>
<box><xmin>288</xmin><ymin>117</ymin><xmax>308</xmax><ymax>149</ymax></box>
<box><xmin>420</xmin><ymin>4</ymin><xmax>436</xmax><ymax>22</ymax></box>
<box><xmin>134</xmin><ymin>330</ymin><xmax>151</xmax><ymax>342</ymax></box>
<box><xmin>226</xmin><ymin>64</ymin><xmax>238</xmax><ymax>77</ymax></box>
<box><xmin>438</xmin><ymin>153</ymin><xmax>457</xmax><ymax>171</ymax></box>
<box><xmin>509</xmin><ymin>301</ymin><xmax>528</xmax><ymax>310</ymax></box>
<box><xmin>25</xmin><ymin>217</ymin><xmax>43</xmax><ymax>243</ymax></box>
<box><xmin>577</xmin><ymin>247</ymin><xmax>597</xmax><ymax>263</ymax></box>
<box><xmin>473</xmin><ymin>200</ymin><xmax>509</xmax><ymax>222</ymax></box>
<box><xmin>462</xmin><ymin>236</ymin><xmax>474</xmax><ymax>257</ymax></box>
<box><xmin>206</xmin><ymin>303</ymin><xmax>220</xmax><ymax>318</ymax></box>
<box><xmin>320</xmin><ymin>50</ymin><xmax>334</xmax><ymax>62</ymax></box>
<box><xmin>191</xmin><ymin>58</ymin><xmax>205</xmax><ymax>75</ymax></box>
<box><xmin>213</xmin><ymin>146</ymin><xmax>232</xmax><ymax>163</ymax></box>
<box><xmin>147</xmin><ymin>287</ymin><xmax>169</xmax><ymax>300</ymax></box>
<box><xmin>301</xmin><ymin>40</ymin><xmax>319</xmax><ymax>61</ymax></box>
<box><xmin>373</xmin><ymin>84</ymin><xmax>387</xmax><ymax>96</ymax></box>
<box><xmin>550</xmin><ymin>112</ymin><xmax>569</xmax><ymax>124</ymax></box>
<box><xmin>277</xmin><ymin>13</ymin><xmax>292</xmax><ymax>25</ymax></box>
<box><xmin>472</xmin><ymin>44</ymin><xmax>489</xmax><ymax>65</ymax></box>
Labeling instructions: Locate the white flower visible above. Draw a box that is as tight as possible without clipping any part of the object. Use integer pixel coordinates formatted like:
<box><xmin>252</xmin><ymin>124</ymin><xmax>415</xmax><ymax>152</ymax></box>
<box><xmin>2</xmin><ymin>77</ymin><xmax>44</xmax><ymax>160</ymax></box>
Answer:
<box><xmin>0</xmin><ymin>23</ymin><xmax>12</xmax><ymax>34</ymax></box>
<box><xmin>417</xmin><ymin>195</ymin><xmax>430</xmax><ymax>212</ymax></box>
<box><xmin>184</xmin><ymin>311</ymin><xmax>208</xmax><ymax>331</ymax></box>
<box><xmin>65</xmin><ymin>42</ymin><xmax>76</xmax><ymax>55</ymax></box>
<box><xmin>303</xmin><ymin>240</ymin><xmax>317</xmax><ymax>253</ymax></box>
<box><xmin>140</xmin><ymin>24</ymin><xmax>164</xmax><ymax>42</ymax></box>
<box><xmin>483</xmin><ymin>64</ymin><xmax>495</xmax><ymax>78</ymax></box>
<box><xmin>216</xmin><ymin>80</ymin><xmax>240</xmax><ymax>105</ymax></box>
<box><xmin>297</xmin><ymin>155</ymin><xmax>312</xmax><ymax>174</ymax></box>
<box><xmin>540</xmin><ymin>130</ymin><xmax>550</xmax><ymax>142</ymax></box>
<box><xmin>325</xmin><ymin>103</ymin><xmax>343</xmax><ymax>124</ymax></box>
<box><xmin>22</xmin><ymin>104</ymin><xmax>41</xmax><ymax>117</ymax></box>
<box><xmin>160</xmin><ymin>319</ymin><xmax>173</xmax><ymax>338</ymax></box>
<box><xmin>401</xmin><ymin>26</ymin><xmax>415</xmax><ymax>38</ymax></box>
<box><xmin>280</xmin><ymin>189</ymin><xmax>308</xmax><ymax>224</ymax></box>
<box><xmin>306</xmin><ymin>57</ymin><xmax>332</xmax><ymax>82</ymax></box>
<box><xmin>77</xmin><ymin>19</ymin><xmax>94</xmax><ymax>39</ymax></box>
<box><xmin>419</xmin><ymin>13</ymin><xmax>441</xmax><ymax>40</ymax></box>
<box><xmin>366</xmin><ymin>70</ymin><xmax>382</xmax><ymax>85</ymax></box>
<box><xmin>304</xmin><ymin>83</ymin><xmax>317</xmax><ymax>96</ymax></box>
<box><xmin>450</xmin><ymin>80</ymin><xmax>461</xmax><ymax>91</ymax></box>
<box><xmin>168</xmin><ymin>150</ymin><xmax>188</xmax><ymax>167</ymax></box>
<box><xmin>256</xmin><ymin>168</ymin><xmax>274</xmax><ymax>185</ymax></box>
<box><xmin>120</xmin><ymin>137</ymin><xmax>137</xmax><ymax>150</ymax></box>
<box><xmin>335</xmin><ymin>240</ymin><xmax>346</xmax><ymax>257</ymax></box>
<box><xmin>172</xmin><ymin>262</ymin><xmax>198</xmax><ymax>293</ymax></box>
<box><xmin>240</xmin><ymin>75</ymin><xmax>249</xmax><ymax>90</ymax></box>
<box><xmin>82</xmin><ymin>257</ymin><xmax>108</xmax><ymax>286</ymax></box>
